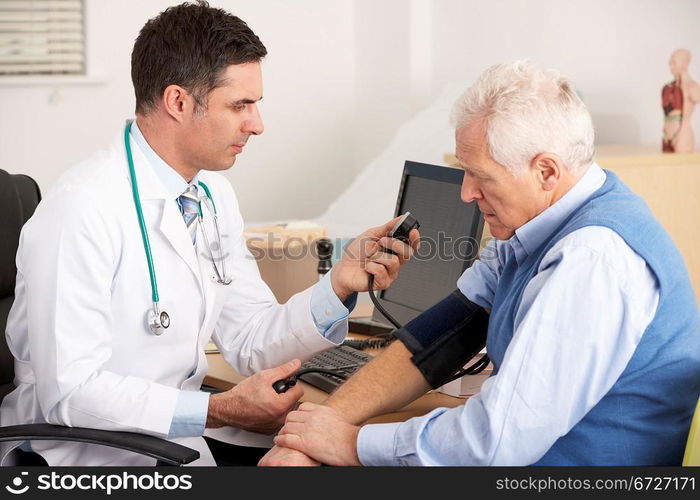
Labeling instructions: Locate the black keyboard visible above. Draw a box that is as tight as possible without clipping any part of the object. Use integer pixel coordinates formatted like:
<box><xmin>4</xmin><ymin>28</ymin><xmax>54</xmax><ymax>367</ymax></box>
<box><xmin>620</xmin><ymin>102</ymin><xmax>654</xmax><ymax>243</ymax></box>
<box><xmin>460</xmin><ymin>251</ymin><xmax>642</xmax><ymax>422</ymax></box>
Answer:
<box><xmin>299</xmin><ymin>345</ymin><xmax>371</xmax><ymax>393</ymax></box>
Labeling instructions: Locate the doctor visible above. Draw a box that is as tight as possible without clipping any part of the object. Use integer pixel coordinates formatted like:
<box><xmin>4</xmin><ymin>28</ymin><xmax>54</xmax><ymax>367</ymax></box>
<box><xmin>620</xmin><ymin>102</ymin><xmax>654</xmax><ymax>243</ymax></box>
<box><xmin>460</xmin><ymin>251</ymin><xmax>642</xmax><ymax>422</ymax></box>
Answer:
<box><xmin>0</xmin><ymin>1</ymin><xmax>418</xmax><ymax>466</ymax></box>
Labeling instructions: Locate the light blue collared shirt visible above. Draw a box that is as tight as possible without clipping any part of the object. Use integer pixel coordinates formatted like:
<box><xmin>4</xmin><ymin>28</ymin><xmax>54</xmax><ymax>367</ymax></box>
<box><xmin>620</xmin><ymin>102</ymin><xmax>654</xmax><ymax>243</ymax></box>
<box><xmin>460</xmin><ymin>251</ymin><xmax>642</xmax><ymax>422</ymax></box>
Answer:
<box><xmin>129</xmin><ymin>122</ymin><xmax>353</xmax><ymax>439</ymax></box>
<box><xmin>357</xmin><ymin>164</ymin><xmax>660</xmax><ymax>465</ymax></box>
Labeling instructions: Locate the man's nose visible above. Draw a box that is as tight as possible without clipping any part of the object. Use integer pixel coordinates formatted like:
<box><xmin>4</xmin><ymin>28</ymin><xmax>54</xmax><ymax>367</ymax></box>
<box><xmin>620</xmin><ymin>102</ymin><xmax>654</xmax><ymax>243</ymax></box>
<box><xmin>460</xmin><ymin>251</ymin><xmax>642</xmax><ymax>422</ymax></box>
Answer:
<box><xmin>244</xmin><ymin>104</ymin><xmax>264</xmax><ymax>135</ymax></box>
<box><xmin>461</xmin><ymin>176</ymin><xmax>482</xmax><ymax>202</ymax></box>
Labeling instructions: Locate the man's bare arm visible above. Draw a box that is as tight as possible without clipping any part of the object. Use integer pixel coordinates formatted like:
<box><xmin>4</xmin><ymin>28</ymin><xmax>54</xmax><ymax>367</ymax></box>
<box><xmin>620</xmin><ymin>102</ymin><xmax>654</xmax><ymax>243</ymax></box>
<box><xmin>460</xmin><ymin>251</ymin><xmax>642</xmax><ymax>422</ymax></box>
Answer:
<box><xmin>323</xmin><ymin>340</ymin><xmax>431</xmax><ymax>424</ymax></box>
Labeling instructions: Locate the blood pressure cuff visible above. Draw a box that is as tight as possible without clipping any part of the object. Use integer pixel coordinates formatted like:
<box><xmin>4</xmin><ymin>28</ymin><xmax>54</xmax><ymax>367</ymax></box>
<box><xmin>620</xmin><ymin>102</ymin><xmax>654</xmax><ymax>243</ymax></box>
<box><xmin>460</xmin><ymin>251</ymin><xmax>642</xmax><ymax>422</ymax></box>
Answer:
<box><xmin>394</xmin><ymin>290</ymin><xmax>489</xmax><ymax>389</ymax></box>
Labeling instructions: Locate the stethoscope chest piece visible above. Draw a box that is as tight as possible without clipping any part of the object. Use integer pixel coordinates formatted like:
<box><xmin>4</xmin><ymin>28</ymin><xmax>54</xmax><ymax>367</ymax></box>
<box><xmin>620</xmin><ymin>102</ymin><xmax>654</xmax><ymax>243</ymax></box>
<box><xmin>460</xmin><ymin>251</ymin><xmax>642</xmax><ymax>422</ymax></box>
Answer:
<box><xmin>148</xmin><ymin>306</ymin><xmax>170</xmax><ymax>335</ymax></box>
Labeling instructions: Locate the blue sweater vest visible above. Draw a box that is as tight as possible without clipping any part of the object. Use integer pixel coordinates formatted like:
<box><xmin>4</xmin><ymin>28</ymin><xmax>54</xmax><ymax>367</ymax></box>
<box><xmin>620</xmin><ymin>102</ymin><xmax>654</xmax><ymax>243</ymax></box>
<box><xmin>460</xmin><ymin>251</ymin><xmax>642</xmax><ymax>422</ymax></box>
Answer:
<box><xmin>486</xmin><ymin>171</ymin><xmax>700</xmax><ymax>465</ymax></box>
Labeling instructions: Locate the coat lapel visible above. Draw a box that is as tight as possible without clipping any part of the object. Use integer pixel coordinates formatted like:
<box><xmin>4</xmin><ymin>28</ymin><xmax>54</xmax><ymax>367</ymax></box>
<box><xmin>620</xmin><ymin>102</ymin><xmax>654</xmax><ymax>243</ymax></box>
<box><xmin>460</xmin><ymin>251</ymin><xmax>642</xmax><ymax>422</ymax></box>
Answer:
<box><xmin>158</xmin><ymin>199</ymin><xmax>202</xmax><ymax>282</ymax></box>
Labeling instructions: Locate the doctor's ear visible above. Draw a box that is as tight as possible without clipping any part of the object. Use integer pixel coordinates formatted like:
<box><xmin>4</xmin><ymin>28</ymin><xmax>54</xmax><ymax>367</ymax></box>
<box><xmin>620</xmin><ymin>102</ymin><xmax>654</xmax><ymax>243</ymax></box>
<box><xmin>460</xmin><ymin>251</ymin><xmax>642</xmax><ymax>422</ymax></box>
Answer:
<box><xmin>161</xmin><ymin>85</ymin><xmax>194</xmax><ymax>122</ymax></box>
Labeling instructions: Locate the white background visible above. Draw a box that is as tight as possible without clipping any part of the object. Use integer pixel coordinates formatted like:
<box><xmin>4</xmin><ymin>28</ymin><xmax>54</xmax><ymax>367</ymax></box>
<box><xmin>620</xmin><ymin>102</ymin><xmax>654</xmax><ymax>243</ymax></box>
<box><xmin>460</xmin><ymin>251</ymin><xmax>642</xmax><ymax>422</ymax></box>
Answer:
<box><xmin>1</xmin><ymin>0</ymin><xmax>699</xmax><ymax>222</ymax></box>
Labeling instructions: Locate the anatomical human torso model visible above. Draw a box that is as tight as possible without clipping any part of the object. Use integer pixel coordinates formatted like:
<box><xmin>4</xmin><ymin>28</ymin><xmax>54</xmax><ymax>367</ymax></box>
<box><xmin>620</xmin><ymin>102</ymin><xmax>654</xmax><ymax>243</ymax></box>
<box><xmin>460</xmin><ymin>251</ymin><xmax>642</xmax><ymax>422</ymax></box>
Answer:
<box><xmin>662</xmin><ymin>49</ymin><xmax>700</xmax><ymax>153</ymax></box>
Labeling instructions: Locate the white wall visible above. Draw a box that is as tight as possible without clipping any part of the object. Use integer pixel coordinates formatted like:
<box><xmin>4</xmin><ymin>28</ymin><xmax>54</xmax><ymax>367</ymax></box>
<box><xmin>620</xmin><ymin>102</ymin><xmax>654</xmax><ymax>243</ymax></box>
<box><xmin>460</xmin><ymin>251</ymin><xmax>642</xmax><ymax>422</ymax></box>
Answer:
<box><xmin>0</xmin><ymin>0</ymin><xmax>357</xmax><ymax>221</ymax></box>
<box><xmin>429</xmin><ymin>0</ymin><xmax>700</xmax><ymax>148</ymax></box>
<box><xmin>1</xmin><ymin>0</ymin><xmax>699</xmax><ymax>222</ymax></box>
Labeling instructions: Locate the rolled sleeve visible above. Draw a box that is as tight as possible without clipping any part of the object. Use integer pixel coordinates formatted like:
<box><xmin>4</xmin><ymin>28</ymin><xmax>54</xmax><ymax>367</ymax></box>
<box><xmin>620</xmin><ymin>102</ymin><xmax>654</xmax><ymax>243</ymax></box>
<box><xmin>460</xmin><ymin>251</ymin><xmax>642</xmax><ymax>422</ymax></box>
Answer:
<box><xmin>167</xmin><ymin>390</ymin><xmax>210</xmax><ymax>439</ymax></box>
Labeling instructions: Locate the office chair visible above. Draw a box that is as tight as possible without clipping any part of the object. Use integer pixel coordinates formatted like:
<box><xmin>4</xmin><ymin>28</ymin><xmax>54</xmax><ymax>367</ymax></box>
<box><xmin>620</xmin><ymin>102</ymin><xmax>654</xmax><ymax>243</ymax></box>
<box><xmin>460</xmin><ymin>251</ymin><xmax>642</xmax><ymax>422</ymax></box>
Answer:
<box><xmin>0</xmin><ymin>169</ymin><xmax>199</xmax><ymax>466</ymax></box>
<box><xmin>683</xmin><ymin>397</ymin><xmax>700</xmax><ymax>466</ymax></box>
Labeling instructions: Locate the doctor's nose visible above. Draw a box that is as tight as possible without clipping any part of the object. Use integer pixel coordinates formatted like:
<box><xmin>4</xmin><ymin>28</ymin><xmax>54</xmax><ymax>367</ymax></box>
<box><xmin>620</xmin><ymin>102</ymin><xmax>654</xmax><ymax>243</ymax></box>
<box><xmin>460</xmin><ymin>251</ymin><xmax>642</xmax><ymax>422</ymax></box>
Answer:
<box><xmin>244</xmin><ymin>104</ymin><xmax>264</xmax><ymax>136</ymax></box>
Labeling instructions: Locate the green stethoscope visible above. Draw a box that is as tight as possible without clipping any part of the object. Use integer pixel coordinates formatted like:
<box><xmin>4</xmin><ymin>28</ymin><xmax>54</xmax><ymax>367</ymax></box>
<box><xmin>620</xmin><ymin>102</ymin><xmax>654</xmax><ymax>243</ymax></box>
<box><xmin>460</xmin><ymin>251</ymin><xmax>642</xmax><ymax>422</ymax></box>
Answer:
<box><xmin>124</xmin><ymin>121</ymin><xmax>232</xmax><ymax>336</ymax></box>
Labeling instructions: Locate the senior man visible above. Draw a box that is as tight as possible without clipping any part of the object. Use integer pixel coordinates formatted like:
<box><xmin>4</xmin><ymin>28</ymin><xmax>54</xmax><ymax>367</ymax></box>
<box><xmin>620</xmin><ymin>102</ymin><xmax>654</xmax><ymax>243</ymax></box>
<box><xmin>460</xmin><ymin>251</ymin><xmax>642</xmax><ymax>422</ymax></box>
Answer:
<box><xmin>261</xmin><ymin>61</ymin><xmax>700</xmax><ymax>466</ymax></box>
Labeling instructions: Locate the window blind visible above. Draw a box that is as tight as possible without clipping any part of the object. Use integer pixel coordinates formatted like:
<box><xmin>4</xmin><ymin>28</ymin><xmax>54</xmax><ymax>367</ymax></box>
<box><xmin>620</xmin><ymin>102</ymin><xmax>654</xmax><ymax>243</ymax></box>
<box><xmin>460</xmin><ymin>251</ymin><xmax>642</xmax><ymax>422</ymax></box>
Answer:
<box><xmin>0</xmin><ymin>0</ymin><xmax>85</xmax><ymax>76</ymax></box>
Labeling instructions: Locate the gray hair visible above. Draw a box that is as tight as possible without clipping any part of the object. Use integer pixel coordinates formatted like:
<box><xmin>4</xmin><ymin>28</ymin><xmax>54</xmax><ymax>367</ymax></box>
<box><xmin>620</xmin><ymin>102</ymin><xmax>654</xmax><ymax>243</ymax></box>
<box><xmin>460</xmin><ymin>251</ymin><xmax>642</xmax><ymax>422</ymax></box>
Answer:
<box><xmin>450</xmin><ymin>60</ymin><xmax>595</xmax><ymax>176</ymax></box>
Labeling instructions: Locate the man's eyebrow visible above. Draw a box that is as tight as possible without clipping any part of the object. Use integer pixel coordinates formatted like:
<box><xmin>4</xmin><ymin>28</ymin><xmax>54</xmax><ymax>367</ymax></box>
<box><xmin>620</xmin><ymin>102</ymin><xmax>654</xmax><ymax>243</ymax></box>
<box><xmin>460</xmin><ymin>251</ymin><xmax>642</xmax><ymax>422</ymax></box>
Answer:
<box><xmin>461</xmin><ymin>163</ymin><xmax>488</xmax><ymax>177</ymax></box>
<box><xmin>457</xmin><ymin>159</ymin><xmax>475</xmax><ymax>172</ymax></box>
<box><xmin>230</xmin><ymin>97</ymin><xmax>263</xmax><ymax>105</ymax></box>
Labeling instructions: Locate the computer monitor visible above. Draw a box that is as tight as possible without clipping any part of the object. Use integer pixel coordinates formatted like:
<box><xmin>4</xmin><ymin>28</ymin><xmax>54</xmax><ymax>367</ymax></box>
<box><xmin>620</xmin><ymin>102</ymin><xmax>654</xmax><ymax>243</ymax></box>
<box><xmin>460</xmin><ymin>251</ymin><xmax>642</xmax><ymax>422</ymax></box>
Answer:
<box><xmin>371</xmin><ymin>160</ymin><xmax>484</xmax><ymax>327</ymax></box>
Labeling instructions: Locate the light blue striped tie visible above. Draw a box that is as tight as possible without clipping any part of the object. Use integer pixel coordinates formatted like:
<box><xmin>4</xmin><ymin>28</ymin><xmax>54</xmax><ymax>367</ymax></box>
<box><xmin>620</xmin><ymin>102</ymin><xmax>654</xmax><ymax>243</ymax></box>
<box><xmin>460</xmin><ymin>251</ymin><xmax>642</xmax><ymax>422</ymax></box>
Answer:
<box><xmin>178</xmin><ymin>184</ymin><xmax>199</xmax><ymax>244</ymax></box>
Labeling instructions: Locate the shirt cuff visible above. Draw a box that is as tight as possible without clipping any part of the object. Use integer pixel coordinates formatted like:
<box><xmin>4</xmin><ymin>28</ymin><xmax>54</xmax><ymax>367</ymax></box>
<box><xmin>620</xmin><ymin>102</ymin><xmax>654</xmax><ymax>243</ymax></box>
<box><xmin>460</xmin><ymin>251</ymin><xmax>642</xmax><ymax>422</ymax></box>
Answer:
<box><xmin>310</xmin><ymin>269</ymin><xmax>357</xmax><ymax>344</ymax></box>
<box><xmin>356</xmin><ymin>422</ymin><xmax>403</xmax><ymax>466</ymax></box>
<box><xmin>167</xmin><ymin>390</ymin><xmax>210</xmax><ymax>439</ymax></box>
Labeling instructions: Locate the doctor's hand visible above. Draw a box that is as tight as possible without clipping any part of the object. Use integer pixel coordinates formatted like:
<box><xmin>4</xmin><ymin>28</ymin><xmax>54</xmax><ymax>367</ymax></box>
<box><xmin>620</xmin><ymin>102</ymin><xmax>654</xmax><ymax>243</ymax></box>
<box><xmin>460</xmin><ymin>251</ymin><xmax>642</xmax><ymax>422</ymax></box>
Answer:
<box><xmin>331</xmin><ymin>216</ymin><xmax>420</xmax><ymax>301</ymax></box>
<box><xmin>206</xmin><ymin>359</ymin><xmax>304</xmax><ymax>435</ymax></box>
<box><xmin>258</xmin><ymin>445</ymin><xmax>320</xmax><ymax>467</ymax></box>
<box><xmin>273</xmin><ymin>402</ymin><xmax>362</xmax><ymax>466</ymax></box>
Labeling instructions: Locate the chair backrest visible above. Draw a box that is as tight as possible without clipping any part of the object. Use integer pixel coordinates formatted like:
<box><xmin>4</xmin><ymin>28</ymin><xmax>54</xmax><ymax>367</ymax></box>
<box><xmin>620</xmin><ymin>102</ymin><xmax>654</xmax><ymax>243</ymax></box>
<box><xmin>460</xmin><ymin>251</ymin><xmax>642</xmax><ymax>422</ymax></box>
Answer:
<box><xmin>0</xmin><ymin>169</ymin><xmax>41</xmax><ymax>402</ymax></box>
<box><xmin>683</xmin><ymin>397</ymin><xmax>700</xmax><ymax>466</ymax></box>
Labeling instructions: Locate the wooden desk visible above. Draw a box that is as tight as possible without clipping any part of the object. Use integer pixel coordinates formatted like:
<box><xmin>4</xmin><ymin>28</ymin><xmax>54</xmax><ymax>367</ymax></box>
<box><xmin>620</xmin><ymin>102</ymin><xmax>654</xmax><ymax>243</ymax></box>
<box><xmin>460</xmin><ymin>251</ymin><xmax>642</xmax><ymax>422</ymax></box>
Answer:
<box><xmin>203</xmin><ymin>304</ymin><xmax>467</xmax><ymax>424</ymax></box>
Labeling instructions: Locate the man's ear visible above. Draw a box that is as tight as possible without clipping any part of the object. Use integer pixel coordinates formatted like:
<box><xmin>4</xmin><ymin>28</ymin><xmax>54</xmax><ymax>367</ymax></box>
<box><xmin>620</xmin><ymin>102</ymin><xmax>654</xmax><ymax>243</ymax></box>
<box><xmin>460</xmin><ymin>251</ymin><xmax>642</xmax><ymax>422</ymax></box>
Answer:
<box><xmin>161</xmin><ymin>85</ymin><xmax>192</xmax><ymax>123</ymax></box>
<box><xmin>530</xmin><ymin>153</ymin><xmax>563</xmax><ymax>191</ymax></box>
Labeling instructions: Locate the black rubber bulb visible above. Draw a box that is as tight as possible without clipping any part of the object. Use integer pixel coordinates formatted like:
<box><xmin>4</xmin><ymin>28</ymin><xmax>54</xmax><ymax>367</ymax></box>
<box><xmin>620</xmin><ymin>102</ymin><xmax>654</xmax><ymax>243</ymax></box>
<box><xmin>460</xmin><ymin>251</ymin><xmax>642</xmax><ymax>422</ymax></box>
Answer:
<box><xmin>272</xmin><ymin>377</ymin><xmax>297</xmax><ymax>394</ymax></box>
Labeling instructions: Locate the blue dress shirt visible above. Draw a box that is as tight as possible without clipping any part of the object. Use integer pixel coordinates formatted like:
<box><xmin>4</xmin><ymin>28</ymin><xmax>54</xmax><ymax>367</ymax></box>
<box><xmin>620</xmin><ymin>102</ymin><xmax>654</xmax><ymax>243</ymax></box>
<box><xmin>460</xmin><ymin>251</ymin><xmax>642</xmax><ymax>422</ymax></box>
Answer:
<box><xmin>130</xmin><ymin>122</ymin><xmax>353</xmax><ymax>439</ymax></box>
<box><xmin>357</xmin><ymin>163</ymin><xmax>660</xmax><ymax>465</ymax></box>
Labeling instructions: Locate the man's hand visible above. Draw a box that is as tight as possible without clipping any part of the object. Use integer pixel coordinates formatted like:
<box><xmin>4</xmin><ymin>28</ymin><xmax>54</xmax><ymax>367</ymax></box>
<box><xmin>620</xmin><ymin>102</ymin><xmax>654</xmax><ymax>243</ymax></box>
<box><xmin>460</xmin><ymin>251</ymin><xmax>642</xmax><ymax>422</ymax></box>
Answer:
<box><xmin>258</xmin><ymin>445</ymin><xmax>320</xmax><ymax>466</ymax></box>
<box><xmin>273</xmin><ymin>402</ymin><xmax>362</xmax><ymax>466</ymax></box>
<box><xmin>330</xmin><ymin>216</ymin><xmax>420</xmax><ymax>301</ymax></box>
<box><xmin>206</xmin><ymin>359</ymin><xmax>304</xmax><ymax>435</ymax></box>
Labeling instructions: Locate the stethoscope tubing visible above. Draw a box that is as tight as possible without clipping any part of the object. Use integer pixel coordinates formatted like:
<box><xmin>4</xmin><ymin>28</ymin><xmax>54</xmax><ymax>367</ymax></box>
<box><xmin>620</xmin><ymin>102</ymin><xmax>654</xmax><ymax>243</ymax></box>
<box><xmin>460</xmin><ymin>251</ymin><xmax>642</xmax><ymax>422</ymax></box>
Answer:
<box><xmin>124</xmin><ymin>120</ymin><xmax>230</xmax><ymax>335</ymax></box>
<box><xmin>125</xmin><ymin>121</ymin><xmax>160</xmax><ymax>304</ymax></box>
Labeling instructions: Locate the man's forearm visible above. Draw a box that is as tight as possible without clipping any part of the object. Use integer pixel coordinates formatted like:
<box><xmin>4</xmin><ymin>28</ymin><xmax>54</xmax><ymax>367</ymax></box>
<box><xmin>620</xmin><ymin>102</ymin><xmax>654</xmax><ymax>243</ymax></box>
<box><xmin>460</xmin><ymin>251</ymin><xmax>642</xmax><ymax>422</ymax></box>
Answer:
<box><xmin>206</xmin><ymin>393</ymin><xmax>228</xmax><ymax>428</ymax></box>
<box><xmin>323</xmin><ymin>341</ymin><xmax>431</xmax><ymax>424</ymax></box>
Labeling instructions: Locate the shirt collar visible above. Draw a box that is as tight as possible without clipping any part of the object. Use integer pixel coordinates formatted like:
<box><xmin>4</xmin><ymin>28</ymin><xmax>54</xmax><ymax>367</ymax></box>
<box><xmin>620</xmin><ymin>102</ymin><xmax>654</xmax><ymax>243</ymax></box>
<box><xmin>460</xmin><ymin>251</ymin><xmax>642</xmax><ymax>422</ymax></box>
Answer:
<box><xmin>509</xmin><ymin>163</ymin><xmax>606</xmax><ymax>264</ymax></box>
<box><xmin>130</xmin><ymin>120</ymin><xmax>198</xmax><ymax>200</ymax></box>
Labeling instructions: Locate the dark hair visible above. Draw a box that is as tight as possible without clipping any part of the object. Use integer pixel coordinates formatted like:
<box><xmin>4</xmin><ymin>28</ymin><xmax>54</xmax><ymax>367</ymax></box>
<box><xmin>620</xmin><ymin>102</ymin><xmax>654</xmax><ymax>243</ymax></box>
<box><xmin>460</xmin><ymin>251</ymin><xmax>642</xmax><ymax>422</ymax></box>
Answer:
<box><xmin>131</xmin><ymin>1</ymin><xmax>267</xmax><ymax>114</ymax></box>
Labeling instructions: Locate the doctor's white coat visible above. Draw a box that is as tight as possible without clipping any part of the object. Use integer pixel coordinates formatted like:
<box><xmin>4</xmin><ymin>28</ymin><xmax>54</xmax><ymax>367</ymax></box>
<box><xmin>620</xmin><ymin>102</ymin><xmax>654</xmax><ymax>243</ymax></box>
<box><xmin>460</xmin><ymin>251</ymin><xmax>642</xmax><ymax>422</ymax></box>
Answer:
<box><xmin>0</xmin><ymin>130</ymin><xmax>342</xmax><ymax>466</ymax></box>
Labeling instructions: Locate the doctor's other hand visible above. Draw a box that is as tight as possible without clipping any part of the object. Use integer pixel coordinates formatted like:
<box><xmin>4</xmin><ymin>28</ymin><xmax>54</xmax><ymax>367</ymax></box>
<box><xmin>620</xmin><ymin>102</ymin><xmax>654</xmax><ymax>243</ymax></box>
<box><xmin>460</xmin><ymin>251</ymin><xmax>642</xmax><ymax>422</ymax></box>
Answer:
<box><xmin>331</xmin><ymin>216</ymin><xmax>420</xmax><ymax>301</ymax></box>
<box><xmin>258</xmin><ymin>445</ymin><xmax>320</xmax><ymax>467</ymax></box>
<box><xmin>206</xmin><ymin>359</ymin><xmax>304</xmax><ymax>435</ymax></box>
<box><xmin>273</xmin><ymin>402</ymin><xmax>361</xmax><ymax>466</ymax></box>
